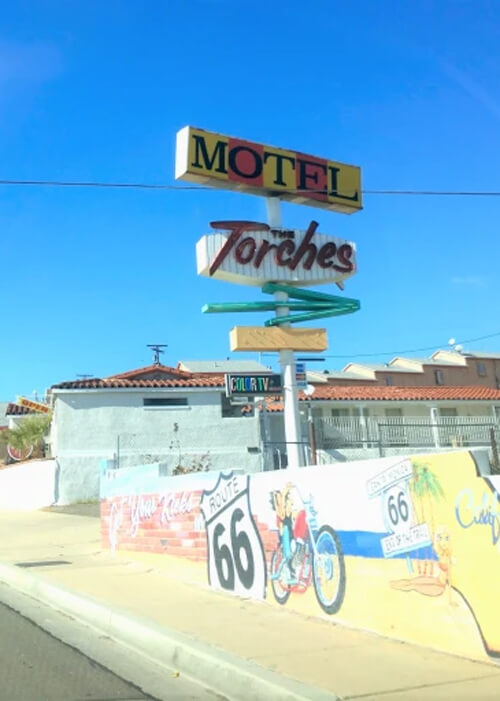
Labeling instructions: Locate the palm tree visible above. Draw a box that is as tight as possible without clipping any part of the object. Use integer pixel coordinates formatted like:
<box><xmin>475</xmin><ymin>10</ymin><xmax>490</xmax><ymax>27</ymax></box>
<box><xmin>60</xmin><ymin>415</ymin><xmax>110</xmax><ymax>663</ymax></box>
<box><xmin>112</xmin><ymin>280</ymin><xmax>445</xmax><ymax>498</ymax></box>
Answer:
<box><xmin>410</xmin><ymin>461</ymin><xmax>444</xmax><ymax>574</ymax></box>
<box><xmin>1</xmin><ymin>415</ymin><xmax>51</xmax><ymax>462</ymax></box>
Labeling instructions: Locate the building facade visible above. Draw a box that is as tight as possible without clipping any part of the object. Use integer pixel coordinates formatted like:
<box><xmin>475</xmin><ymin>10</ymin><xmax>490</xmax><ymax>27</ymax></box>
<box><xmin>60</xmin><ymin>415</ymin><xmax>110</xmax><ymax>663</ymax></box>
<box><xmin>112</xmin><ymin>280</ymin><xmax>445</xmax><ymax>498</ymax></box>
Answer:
<box><xmin>48</xmin><ymin>358</ymin><xmax>500</xmax><ymax>502</ymax></box>
<box><xmin>308</xmin><ymin>350</ymin><xmax>500</xmax><ymax>389</ymax></box>
<box><xmin>49</xmin><ymin>363</ymin><xmax>264</xmax><ymax>503</ymax></box>
<box><xmin>265</xmin><ymin>384</ymin><xmax>500</xmax><ymax>466</ymax></box>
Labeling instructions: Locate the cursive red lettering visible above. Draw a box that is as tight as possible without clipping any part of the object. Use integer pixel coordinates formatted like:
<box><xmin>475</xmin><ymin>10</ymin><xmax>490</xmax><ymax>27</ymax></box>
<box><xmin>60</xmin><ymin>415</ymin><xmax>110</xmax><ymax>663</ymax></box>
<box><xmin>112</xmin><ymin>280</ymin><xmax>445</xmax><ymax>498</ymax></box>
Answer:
<box><xmin>208</xmin><ymin>221</ymin><xmax>269</xmax><ymax>275</ymax></box>
<box><xmin>276</xmin><ymin>239</ymin><xmax>295</xmax><ymax>265</ymax></box>
<box><xmin>254</xmin><ymin>239</ymin><xmax>278</xmax><ymax>267</ymax></box>
<box><xmin>333</xmin><ymin>243</ymin><xmax>354</xmax><ymax>272</ymax></box>
<box><xmin>289</xmin><ymin>220</ymin><xmax>319</xmax><ymax>270</ymax></box>
<box><xmin>207</xmin><ymin>219</ymin><xmax>355</xmax><ymax>278</ymax></box>
<box><xmin>317</xmin><ymin>242</ymin><xmax>337</xmax><ymax>268</ymax></box>
<box><xmin>235</xmin><ymin>237</ymin><xmax>256</xmax><ymax>264</ymax></box>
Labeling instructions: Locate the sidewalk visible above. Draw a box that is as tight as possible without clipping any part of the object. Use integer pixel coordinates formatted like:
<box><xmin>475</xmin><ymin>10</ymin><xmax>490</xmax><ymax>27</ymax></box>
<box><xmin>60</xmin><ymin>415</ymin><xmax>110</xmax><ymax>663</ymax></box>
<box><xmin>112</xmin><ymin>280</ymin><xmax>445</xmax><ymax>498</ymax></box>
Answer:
<box><xmin>1</xmin><ymin>507</ymin><xmax>499</xmax><ymax>700</ymax></box>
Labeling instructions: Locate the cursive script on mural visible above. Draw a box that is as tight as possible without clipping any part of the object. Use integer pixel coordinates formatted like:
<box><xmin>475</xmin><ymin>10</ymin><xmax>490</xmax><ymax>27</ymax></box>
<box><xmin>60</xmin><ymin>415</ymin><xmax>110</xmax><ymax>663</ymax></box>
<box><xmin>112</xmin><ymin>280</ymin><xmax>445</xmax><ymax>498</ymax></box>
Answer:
<box><xmin>107</xmin><ymin>490</ymin><xmax>196</xmax><ymax>550</ymax></box>
<box><xmin>455</xmin><ymin>488</ymin><xmax>500</xmax><ymax>547</ymax></box>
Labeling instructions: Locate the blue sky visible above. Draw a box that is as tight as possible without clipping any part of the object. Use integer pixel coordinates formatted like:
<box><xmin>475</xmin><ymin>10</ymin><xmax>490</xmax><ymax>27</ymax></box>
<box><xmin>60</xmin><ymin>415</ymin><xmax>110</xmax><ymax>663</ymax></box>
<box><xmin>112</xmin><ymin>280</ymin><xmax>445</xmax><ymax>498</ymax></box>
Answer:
<box><xmin>2</xmin><ymin>1</ymin><xmax>500</xmax><ymax>400</ymax></box>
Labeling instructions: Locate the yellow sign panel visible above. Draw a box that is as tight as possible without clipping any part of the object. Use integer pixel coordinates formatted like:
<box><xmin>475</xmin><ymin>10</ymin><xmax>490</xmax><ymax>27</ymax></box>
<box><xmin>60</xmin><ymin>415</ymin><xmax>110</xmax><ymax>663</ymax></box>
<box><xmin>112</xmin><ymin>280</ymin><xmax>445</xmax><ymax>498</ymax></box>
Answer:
<box><xmin>230</xmin><ymin>326</ymin><xmax>328</xmax><ymax>352</ymax></box>
<box><xmin>176</xmin><ymin>126</ymin><xmax>362</xmax><ymax>214</ymax></box>
<box><xmin>17</xmin><ymin>397</ymin><xmax>51</xmax><ymax>414</ymax></box>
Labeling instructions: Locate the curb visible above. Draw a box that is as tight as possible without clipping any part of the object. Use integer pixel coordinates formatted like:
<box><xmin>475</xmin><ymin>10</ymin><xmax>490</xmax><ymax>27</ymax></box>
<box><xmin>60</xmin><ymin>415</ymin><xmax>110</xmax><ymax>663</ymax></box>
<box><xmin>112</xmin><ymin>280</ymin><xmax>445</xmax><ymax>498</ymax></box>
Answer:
<box><xmin>0</xmin><ymin>562</ymin><xmax>339</xmax><ymax>701</ymax></box>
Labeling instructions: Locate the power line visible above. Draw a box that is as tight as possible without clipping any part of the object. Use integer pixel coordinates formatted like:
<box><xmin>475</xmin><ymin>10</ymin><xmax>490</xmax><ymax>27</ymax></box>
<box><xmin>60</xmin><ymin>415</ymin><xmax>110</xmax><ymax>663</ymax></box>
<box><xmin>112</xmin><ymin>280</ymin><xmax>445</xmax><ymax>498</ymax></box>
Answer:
<box><xmin>363</xmin><ymin>190</ymin><xmax>500</xmax><ymax>196</ymax></box>
<box><xmin>0</xmin><ymin>178</ymin><xmax>500</xmax><ymax>196</ymax></box>
<box><xmin>321</xmin><ymin>330</ymin><xmax>500</xmax><ymax>359</ymax></box>
<box><xmin>0</xmin><ymin>179</ymin><xmax>208</xmax><ymax>190</ymax></box>
<box><xmin>261</xmin><ymin>330</ymin><xmax>500</xmax><ymax>360</ymax></box>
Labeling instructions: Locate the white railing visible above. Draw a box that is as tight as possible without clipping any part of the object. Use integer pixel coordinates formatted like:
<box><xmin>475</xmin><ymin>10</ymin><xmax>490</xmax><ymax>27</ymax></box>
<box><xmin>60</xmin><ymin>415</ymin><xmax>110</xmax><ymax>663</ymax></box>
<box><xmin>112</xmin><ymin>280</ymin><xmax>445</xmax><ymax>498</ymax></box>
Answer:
<box><xmin>315</xmin><ymin>415</ymin><xmax>499</xmax><ymax>449</ymax></box>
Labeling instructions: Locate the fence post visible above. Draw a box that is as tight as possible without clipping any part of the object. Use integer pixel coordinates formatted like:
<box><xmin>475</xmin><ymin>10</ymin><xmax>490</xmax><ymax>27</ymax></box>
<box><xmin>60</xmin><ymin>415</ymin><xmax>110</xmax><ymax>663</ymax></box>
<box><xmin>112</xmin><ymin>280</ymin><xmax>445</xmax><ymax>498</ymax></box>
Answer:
<box><xmin>430</xmin><ymin>407</ymin><xmax>440</xmax><ymax>448</ymax></box>
<box><xmin>258</xmin><ymin>399</ymin><xmax>269</xmax><ymax>471</ymax></box>
<box><xmin>307</xmin><ymin>402</ymin><xmax>318</xmax><ymax>465</ymax></box>
<box><xmin>378</xmin><ymin>433</ymin><xmax>384</xmax><ymax>458</ymax></box>
<box><xmin>357</xmin><ymin>406</ymin><xmax>368</xmax><ymax>448</ymax></box>
<box><xmin>490</xmin><ymin>427</ymin><xmax>499</xmax><ymax>474</ymax></box>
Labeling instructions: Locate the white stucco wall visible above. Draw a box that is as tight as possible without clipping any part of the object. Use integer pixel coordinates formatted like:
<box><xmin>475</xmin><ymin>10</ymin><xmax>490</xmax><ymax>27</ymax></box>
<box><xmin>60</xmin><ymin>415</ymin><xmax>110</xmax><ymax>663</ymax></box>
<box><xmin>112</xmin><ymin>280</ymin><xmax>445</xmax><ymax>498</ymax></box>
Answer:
<box><xmin>8</xmin><ymin>415</ymin><xmax>29</xmax><ymax>429</ymax></box>
<box><xmin>0</xmin><ymin>459</ymin><xmax>57</xmax><ymax>510</ymax></box>
<box><xmin>51</xmin><ymin>388</ymin><xmax>262</xmax><ymax>504</ymax></box>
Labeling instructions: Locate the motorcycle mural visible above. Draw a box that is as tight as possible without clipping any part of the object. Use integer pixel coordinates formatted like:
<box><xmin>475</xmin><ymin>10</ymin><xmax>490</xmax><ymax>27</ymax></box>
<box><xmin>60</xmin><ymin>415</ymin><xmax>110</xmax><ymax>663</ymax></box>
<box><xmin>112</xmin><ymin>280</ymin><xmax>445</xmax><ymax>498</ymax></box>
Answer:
<box><xmin>100</xmin><ymin>451</ymin><xmax>500</xmax><ymax>662</ymax></box>
<box><xmin>269</xmin><ymin>482</ymin><xmax>346</xmax><ymax>615</ymax></box>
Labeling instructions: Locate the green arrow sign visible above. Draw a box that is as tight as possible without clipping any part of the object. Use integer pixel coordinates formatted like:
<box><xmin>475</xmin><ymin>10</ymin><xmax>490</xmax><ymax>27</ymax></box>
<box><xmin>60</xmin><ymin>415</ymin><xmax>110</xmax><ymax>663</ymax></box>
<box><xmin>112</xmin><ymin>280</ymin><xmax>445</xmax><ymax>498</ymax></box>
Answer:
<box><xmin>202</xmin><ymin>282</ymin><xmax>360</xmax><ymax>326</ymax></box>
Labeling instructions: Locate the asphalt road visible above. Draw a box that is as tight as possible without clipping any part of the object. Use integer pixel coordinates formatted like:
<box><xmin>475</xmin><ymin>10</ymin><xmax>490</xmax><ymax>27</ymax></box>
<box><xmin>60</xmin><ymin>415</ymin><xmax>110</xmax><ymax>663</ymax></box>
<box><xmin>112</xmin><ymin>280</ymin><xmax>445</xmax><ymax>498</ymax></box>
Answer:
<box><xmin>0</xmin><ymin>599</ymin><xmax>155</xmax><ymax>701</ymax></box>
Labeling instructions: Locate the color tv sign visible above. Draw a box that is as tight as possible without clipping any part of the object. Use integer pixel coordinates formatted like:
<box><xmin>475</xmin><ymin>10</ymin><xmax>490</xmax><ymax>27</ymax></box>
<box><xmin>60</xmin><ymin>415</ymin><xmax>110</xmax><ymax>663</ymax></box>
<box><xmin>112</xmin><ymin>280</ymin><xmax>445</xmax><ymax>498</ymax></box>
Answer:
<box><xmin>176</xmin><ymin>126</ymin><xmax>362</xmax><ymax>214</ymax></box>
<box><xmin>197</xmin><ymin>220</ymin><xmax>356</xmax><ymax>287</ymax></box>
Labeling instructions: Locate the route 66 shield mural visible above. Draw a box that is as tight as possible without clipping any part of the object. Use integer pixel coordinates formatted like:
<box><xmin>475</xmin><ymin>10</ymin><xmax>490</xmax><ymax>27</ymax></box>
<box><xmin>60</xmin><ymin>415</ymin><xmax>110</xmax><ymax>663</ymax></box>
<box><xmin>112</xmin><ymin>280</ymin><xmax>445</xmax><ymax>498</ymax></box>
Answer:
<box><xmin>200</xmin><ymin>472</ymin><xmax>267</xmax><ymax>599</ymax></box>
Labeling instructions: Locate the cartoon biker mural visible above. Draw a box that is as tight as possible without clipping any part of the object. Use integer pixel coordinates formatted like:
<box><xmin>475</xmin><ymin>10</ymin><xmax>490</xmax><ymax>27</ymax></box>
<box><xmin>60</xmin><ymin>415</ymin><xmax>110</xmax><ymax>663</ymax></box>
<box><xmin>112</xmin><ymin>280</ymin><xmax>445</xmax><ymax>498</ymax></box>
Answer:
<box><xmin>269</xmin><ymin>482</ymin><xmax>346</xmax><ymax>614</ymax></box>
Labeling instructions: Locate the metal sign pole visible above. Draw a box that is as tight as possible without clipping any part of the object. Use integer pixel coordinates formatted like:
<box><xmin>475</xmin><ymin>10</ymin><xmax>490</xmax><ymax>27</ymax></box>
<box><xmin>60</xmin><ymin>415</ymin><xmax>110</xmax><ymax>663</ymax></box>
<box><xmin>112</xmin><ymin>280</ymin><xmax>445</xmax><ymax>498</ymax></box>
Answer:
<box><xmin>266</xmin><ymin>197</ymin><xmax>303</xmax><ymax>469</ymax></box>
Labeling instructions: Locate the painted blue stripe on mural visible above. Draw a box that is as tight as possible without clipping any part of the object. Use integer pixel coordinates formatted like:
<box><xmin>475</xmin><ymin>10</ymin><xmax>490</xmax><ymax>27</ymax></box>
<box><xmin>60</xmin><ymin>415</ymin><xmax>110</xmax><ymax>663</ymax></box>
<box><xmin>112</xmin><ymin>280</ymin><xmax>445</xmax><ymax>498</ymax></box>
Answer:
<box><xmin>336</xmin><ymin>530</ymin><xmax>438</xmax><ymax>561</ymax></box>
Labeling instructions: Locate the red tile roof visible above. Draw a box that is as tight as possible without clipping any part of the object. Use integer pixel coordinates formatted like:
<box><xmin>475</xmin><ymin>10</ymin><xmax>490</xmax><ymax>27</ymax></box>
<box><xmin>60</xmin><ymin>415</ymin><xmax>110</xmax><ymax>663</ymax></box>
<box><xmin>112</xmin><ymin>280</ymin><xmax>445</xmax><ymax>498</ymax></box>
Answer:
<box><xmin>264</xmin><ymin>385</ymin><xmax>500</xmax><ymax>411</ymax></box>
<box><xmin>310</xmin><ymin>385</ymin><xmax>500</xmax><ymax>401</ymax></box>
<box><xmin>51</xmin><ymin>374</ymin><xmax>500</xmax><ymax>406</ymax></box>
<box><xmin>51</xmin><ymin>377</ymin><xmax>225</xmax><ymax>390</ymax></box>
<box><xmin>107</xmin><ymin>364</ymin><xmax>191</xmax><ymax>380</ymax></box>
<box><xmin>5</xmin><ymin>403</ymin><xmax>36</xmax><ymax>416</ymax></box>
<box><xmin>51</xmin><ymin>363</ymin><xmax>228</xmax><ymax>390</ymax></box>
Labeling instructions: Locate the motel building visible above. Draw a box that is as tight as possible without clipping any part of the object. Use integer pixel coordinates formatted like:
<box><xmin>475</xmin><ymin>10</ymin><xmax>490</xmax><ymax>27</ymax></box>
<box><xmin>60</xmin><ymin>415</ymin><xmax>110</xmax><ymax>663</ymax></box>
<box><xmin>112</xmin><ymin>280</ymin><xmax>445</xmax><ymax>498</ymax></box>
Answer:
<box><xmin>265</xmin><ymin>383</ymin><xmax>500</xmax><ymax>467</ymax></box>
<box><xmin>45</xmin><ymin>358</ymin><xmax>500</xmax><ymax>503</ymax></box>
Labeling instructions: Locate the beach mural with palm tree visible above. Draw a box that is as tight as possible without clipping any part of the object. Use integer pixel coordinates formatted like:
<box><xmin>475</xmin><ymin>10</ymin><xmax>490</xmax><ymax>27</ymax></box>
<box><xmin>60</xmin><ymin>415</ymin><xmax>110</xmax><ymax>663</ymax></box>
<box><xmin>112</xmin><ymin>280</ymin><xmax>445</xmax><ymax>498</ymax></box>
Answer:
<box><xmin>366</xmin><ymin>454</ymin><xmax>456</xmax><ymax>599</ymax></box>
<box><xmin>410</xmin><ymin>461</ymin><xmax>445</xmax><ymax>569</ymax></box>
<box><xmin>390</xmin><ymin>459</ymin><xmax>455</xmax><ymax>601</ymax></box>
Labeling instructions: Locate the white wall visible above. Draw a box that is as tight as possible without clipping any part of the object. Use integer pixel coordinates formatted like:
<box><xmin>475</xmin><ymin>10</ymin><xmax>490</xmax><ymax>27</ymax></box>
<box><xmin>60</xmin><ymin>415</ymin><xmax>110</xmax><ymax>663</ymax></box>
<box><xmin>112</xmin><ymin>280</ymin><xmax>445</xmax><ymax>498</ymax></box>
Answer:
<box><xmin>52</xmin><ymin>388</ymin><xmax>262</xmax><ymax>504</ymax></box>
<box><xmin>0</xmin><ymin>459</ymin><xmax>56</xmax><ymax>510</ymax></box>
<box><xmin>8</xmin><ymin>415</ymin><xmax>28</xmax><ymax>429</ymax></box>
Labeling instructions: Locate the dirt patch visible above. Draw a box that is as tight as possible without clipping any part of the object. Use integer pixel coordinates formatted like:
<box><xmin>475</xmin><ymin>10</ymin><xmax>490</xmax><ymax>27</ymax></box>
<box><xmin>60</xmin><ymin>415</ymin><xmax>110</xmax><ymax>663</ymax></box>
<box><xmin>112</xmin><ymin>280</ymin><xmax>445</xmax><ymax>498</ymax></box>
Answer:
<box><xmin>42</xmin><ymin>503</ymin><xmax>100</xmax><ymax>518</ymax></box>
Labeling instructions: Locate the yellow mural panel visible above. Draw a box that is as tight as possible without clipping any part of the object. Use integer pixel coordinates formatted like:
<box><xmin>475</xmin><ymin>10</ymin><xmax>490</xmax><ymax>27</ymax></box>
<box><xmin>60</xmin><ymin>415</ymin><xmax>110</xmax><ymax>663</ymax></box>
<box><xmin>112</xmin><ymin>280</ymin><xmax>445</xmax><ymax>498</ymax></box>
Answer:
<box><xmin>370</xmin><ymin>451</ymin><xmax>500</xmax><ymax>659</ymax></box>
<box><xmin>429</xmin><ymin>453</ymin><xmax>500</xmax><ymax>656</ymax></box>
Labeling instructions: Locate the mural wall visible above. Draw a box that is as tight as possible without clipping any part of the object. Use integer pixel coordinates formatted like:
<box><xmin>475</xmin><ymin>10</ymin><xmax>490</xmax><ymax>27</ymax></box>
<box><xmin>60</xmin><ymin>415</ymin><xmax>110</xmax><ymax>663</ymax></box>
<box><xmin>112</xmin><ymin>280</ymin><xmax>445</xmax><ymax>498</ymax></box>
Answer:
<box><xmin>100</xmin><ymin>451</ymin><xmax>500</xmax><ymax>662</ymax></box>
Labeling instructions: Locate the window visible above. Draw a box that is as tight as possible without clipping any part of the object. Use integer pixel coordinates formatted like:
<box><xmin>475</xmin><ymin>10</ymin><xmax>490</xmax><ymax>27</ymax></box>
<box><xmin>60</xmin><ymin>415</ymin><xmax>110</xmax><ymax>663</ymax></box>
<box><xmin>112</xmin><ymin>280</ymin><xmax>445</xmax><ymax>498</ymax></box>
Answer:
<box><xmin>434</xmin><ymin>370</ymin><xmax>444</xmax><ymax>385</ymax></box>
<box><xmin>385</xmin><ymin>408</ymin><xmax>403</xmax><ymax>418</ymax></box>
<box><xmin>385</xmin><ymin>376</ymin><xmax>393</xmax><ymax>386</ymax></box>
<box><xmin>143</xmin><ymin>397</ymin><xmax>188</xmax><ymax>407</ymax></box>
<box><xmin>331</xmin><ymin>408</ymin><xmax>350</xmax><ymax>417</ymax></box>
<box><xmin>477</xmin><ymin>362</ymin><xmax>487</xmax><ymax>377</ymax></box>
<box><xmin>439</xmin><ymin>408</ymin><xmax>457</xmax><ymax>417</ymax></box>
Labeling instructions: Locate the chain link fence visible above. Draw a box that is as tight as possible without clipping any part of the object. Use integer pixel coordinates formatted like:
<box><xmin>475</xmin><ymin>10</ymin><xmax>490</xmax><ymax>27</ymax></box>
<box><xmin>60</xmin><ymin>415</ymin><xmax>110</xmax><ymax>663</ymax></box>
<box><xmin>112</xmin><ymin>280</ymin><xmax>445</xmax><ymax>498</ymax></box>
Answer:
<box><xmin>113</xmin><ymin>430</ymin><xmax>262</xmax><ymax>474</ymax></box>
